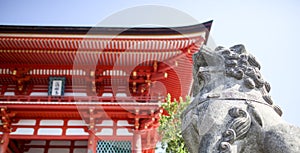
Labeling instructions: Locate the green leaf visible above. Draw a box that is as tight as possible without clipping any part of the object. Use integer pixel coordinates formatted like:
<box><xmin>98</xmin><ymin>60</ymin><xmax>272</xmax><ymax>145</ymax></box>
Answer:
<box><xmin>157</xmin><ymin>94</ymin><xmax>191</xmax><ymax>153</ymax></box>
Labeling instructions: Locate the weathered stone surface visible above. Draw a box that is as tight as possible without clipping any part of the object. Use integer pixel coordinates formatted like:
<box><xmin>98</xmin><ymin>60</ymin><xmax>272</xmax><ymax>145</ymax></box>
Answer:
<box><xmin>181</xmin><ymin>45</ymin><xmax>300</xmax><ymax>153</ymax></box>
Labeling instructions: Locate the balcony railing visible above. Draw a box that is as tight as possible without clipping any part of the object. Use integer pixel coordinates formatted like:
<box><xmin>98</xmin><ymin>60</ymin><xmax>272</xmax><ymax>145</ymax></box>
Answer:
<box><xmin>0</xmin><ymin>95</ymin><xmax>164</xmax><ymax>103</ymax></box>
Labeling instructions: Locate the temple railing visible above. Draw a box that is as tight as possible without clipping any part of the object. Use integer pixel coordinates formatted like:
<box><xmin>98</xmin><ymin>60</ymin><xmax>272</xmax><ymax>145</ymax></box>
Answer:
<box><xmin>0</xmin><ymin>95</ymin><xmax>164</xmax><ymax>103</ymax></box>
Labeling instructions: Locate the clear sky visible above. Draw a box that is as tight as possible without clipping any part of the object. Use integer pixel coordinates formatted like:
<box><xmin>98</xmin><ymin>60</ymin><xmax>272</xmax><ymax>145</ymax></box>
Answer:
<box><xmin>1</xmin><ymin>0</ymin><xmax>300</xmax><ymax>127</ymax></box>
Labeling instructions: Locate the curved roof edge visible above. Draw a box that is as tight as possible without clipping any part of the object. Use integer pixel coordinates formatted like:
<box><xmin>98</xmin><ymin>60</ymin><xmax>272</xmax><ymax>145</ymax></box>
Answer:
<box><xmin>0</xmin><ymin>20</ymin><xmax>213</xmax><ymax>35</ymax></box>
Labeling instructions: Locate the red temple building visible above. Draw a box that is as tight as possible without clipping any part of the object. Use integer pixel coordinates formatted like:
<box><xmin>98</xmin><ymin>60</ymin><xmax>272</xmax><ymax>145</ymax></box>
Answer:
<box><xmin>0</xmin><ymin>21</ymin><xmax>212</xmax><ymax>153</ymax></box>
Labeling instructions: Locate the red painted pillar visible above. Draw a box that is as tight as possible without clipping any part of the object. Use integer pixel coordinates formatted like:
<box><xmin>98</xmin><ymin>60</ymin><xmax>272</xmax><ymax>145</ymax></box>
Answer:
<box><xmin>132</xmin><ymin>130</ymin><xmax>142</xmax><ymax>153</ymax></box>
<box><xmin>0</xmin><ymin>132</ymin><xmax>9</xmax><ymax>153</ymax></box>
<box><xmin>87</xmin><ymin>108</ymin><xmax>96</xmax><ymax>153</ymax></box>
<box><xmin>87</xmin><ymin>132</ymin><xmax>96</xmax><ymax>153</ymax></box>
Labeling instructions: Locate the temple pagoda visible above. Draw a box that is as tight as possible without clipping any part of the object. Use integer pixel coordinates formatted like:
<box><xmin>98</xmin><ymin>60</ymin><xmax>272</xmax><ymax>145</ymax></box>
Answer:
<box><xmin>0</xmin><ymin>21</ymin><xmax>212</xmax><ymax>153</ymax></box>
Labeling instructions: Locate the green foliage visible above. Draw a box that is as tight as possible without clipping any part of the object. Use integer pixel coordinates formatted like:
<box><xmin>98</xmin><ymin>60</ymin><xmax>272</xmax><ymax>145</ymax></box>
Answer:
<box><xmin>158</xmin><ymin>94</ymin><xmax>190</xmax><ymax>153</ymax></box>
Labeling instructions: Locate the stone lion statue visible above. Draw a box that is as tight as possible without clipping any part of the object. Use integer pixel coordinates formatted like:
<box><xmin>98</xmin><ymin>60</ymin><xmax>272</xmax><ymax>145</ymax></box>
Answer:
<box><xmin>181</xmin><ymin>45</ymin><xmax>300</xmax><ymax>153</ymax></box>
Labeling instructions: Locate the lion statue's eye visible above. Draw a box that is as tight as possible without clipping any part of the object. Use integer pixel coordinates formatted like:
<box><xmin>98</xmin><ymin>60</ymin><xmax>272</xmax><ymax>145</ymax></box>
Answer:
<box><xmin>240</xmin><ymin>54</ymin><xmax>248</xmax><ymax>60</ymax></box>
<box><xmin>221</xmin><ymin>50</ymin><xmax>231</xmax><ymax>56</ymax></box>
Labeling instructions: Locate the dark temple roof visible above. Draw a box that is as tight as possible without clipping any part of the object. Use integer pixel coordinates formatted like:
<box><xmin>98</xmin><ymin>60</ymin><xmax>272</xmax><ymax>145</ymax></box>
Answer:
<box><xmin>0</xmin><ymin>20</ymin><xmax>213</xmax><ymax>35</ymax></box>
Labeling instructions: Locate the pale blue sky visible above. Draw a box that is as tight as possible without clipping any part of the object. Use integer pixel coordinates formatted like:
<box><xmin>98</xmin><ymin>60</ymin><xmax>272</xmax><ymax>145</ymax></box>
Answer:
<box><xmin>1</xmin><ymin>0</ymin><xmax>300</xmax><ymax>126</ymax></box>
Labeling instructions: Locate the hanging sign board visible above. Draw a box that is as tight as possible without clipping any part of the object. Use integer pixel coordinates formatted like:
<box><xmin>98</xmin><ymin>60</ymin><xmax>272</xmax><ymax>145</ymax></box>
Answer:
<box><xmin>48</xmin><ymin>77</ymin><xmax>66</xmax><ymax>96</ymax></box>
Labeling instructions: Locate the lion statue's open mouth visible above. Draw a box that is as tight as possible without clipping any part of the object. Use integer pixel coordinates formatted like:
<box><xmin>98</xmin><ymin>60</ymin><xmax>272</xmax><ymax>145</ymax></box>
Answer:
<box><xmin>181</xmin><ymin>45</ymin><xmax>300</xmax><ymax>153</ymax></box>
